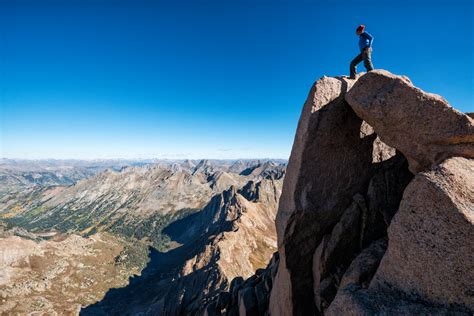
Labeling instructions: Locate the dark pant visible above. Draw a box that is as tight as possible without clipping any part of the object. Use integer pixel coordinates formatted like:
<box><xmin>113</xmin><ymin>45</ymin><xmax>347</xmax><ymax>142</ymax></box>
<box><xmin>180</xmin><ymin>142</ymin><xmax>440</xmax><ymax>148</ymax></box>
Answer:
<box><xmin>350</xmin><ymin>47</ymin><xmax>374</xmax><ymax>78</ymax></box>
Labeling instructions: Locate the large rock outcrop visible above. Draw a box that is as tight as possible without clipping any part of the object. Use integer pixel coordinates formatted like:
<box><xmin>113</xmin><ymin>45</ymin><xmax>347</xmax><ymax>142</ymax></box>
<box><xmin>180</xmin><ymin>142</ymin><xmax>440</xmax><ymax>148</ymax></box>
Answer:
<box><xmin>370</xmin><ymin>157</ymin><xmax>474</xmax><ymax>310</ymax></box>
<box><xmin>346</xmin><ymin>70</ymin><xmax>474</xmax><ymax>174</ymax></box>
<box><xmin>270</xmin><ymin>76</ymin><xmax>370</xmax><ymax>316</ymax></box>
<box><xmin>269</xmin><ymin>75</ymin><xmax>413</xmax><ymax>315</ymax></box>
<box><xmin>269</xmin><ymin>70</ymin><xmax>473</xmax><ymax>315</ymax></box>
<box><xmin>327</xmin><ymin>158</ymin><xmax>474</xmax><ymax>315</ymax></box>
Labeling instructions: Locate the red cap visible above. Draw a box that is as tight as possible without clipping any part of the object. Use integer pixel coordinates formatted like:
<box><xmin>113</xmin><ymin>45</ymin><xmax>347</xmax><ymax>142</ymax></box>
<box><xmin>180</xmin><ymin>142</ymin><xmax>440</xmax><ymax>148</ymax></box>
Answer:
<box><xmin>356</xmin><ymin>25</ymin><xmax>365</xmax><ymax>33</ymax></box>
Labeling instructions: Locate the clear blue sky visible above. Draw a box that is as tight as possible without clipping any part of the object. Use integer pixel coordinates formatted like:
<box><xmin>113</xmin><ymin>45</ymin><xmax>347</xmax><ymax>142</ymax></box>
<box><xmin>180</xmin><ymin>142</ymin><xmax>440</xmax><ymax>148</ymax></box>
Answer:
<box><xmin>1</xmin><ymin>0</ymin><xmax>473</xmax><ymax>159</ymax></box>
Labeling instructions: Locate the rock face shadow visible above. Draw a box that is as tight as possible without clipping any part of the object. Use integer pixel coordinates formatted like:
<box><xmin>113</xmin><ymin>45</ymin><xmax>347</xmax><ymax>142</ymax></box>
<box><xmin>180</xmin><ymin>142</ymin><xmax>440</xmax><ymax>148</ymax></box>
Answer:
<box><xmin>80</xmin><ymin>243</ymin><xmax>190</xmax><ymax>315</ymax></box>
<box><xmin>80</xmin><ymin>186</ymin><xmax>267</xmax><ymax>315</ymax></box>
<box><xmin>283</xmin><ymin>77</ymin><xmax>376</xmax><ymax>315</ymax></box>
<box><xmin>275</xmin><ymin>76</ymin><xmax>414</xmax><ymax>315</ymax></box>
<box><xmin>80</xmin><ymin>207</ymin><xmax>220</xmax><ymax>315</ymax></box>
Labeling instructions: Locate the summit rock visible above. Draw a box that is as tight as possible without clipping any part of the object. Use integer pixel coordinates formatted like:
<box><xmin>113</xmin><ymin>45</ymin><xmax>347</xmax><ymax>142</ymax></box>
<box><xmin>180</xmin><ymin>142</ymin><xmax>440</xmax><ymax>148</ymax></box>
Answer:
<box><xmin>346</xmin><ymin>69</ymin><xmax>474</xmax><ymax>173</ymax></box>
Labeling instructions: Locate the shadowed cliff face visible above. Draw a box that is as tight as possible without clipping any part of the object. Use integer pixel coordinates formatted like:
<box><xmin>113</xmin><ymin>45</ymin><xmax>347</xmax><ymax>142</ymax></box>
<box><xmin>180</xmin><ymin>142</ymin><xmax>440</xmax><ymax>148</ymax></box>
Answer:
<box><xmin>269</xmin><ymin>75</ymin><xmax>400</xmax><ymax>315</ymax></box>
<box><xmin>286</xmin><ymin>79</ymin><xmax>379</xmax><ymax>315</ymax></box>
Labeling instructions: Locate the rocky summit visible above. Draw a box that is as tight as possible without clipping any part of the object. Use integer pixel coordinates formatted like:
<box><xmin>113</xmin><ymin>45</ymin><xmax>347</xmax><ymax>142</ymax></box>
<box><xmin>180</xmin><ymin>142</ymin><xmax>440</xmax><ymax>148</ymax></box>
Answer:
<box><xmin>207</xmin><ymin>70</ymin><xmax>472</xmax><ymax>316</ymax></box>
<box><xmin>346</xmin><ymin>70</ymin><xmax>474</xmax><ymax>174</ymax></box>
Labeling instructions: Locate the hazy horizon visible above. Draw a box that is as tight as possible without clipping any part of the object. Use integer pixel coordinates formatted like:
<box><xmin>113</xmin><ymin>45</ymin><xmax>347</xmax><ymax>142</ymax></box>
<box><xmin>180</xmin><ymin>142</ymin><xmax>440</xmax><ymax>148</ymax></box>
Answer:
<box><xmin>0</xmin><ymin>156</ymin><xmax>289</xmax><ymax>162</ymax></box>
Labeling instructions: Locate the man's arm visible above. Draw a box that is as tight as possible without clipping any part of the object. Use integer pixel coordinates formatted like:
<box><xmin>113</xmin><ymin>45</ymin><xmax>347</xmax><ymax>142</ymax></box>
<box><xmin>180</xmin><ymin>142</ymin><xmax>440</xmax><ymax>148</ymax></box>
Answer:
<box><xmin>364</xmin><ymin>32</ymin><xmax>374</xmax><ymax>47</ymax></box>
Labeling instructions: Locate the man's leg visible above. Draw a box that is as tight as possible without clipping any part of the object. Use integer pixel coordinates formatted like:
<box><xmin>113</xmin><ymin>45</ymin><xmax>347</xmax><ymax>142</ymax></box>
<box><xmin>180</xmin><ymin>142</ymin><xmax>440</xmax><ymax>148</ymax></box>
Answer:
<box><xmin>350</xmin><ymin>53</ymin><xmax>363</xmax><ymax>79</ymax></box>
<box><xmin>363</xmin><ymin>48</ymin><xmax>374</xmax><ymax>71</ymax></box>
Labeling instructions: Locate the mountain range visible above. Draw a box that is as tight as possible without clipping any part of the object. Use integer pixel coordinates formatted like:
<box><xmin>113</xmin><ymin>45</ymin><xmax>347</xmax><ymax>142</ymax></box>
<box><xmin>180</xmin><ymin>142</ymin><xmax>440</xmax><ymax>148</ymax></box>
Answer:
<box><xmin>0</xmin><ymin>159</ymin><xmax>285</xmax><ymax>314</ymax></box>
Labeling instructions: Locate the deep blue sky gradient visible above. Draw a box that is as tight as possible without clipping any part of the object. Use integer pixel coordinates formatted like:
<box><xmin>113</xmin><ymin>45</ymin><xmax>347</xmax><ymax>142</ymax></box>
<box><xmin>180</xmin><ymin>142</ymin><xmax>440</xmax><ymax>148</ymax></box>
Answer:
<box><xmin>1</xmin><ymin>0</ymin><xmax>473</xmax><ymax>159</ymax></box>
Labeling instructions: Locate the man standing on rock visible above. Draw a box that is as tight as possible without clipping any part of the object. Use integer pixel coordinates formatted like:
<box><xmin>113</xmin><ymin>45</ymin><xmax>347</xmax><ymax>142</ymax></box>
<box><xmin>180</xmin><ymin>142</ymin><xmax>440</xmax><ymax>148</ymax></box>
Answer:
<box><xmin>350</xmin><ymin>25</ymin><xmax>374</xmax><ymax>79</ymax></box>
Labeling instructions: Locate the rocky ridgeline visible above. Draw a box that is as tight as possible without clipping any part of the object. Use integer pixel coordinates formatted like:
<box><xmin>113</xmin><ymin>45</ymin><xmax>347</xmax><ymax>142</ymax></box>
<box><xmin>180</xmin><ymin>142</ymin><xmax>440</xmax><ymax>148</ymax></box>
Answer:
<box><xmin>1</xmin><ymin>159</ymin><xmax>285</xmax><ymax>252</ymax></box>
<box><xmin>209</xmin><ymin>70</ymin><xmax>473</xmax><ymax>315</ymax></box>
<box><xmin>81</xmin><ymin>176</ymin><xmax>283</xmax><ymax>315</ymax></box>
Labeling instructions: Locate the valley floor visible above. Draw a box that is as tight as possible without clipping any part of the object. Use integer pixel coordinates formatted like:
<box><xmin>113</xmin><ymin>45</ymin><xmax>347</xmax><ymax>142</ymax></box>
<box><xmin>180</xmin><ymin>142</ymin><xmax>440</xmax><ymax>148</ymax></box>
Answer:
<box><xmin>0</xmin><ymin>229</ymin><xmax>148</xmax><ymax>315</ymax></box>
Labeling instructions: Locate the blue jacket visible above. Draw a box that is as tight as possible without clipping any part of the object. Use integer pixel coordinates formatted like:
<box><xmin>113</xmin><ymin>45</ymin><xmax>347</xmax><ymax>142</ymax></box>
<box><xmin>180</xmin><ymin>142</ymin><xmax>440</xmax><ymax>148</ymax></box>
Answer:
<box><xmin>359</xmin><ymin>32</ymin><xmax>374</xmax><ymax>51</ymax></box>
